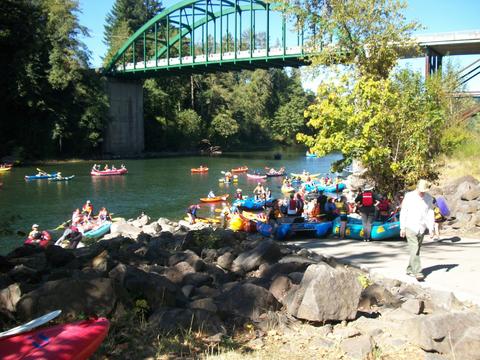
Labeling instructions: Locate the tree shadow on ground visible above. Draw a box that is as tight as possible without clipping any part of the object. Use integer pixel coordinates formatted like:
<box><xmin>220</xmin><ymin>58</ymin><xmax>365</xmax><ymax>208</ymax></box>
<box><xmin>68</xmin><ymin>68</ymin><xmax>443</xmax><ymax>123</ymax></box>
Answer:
<box><xmin>423</xmin><ymin>263</ymin><xmax>459</xmax><ymax>277</ymax></box>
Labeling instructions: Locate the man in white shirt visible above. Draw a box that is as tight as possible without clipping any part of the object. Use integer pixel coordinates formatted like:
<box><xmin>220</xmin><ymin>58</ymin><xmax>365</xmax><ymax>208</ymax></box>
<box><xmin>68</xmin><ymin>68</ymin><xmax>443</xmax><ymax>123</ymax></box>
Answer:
<box><xmin>399</xmin><ymin>179</ymin><xmax>435</xmax><ymax>281</ymax></box>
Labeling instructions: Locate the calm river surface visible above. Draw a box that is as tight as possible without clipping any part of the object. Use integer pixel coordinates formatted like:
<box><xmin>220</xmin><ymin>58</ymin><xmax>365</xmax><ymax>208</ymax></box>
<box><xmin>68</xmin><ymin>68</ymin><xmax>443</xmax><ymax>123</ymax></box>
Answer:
<box><xmin>0</xmin><ymin>150</ymin><xmax>341</xmax><ymax>253</ymax></box>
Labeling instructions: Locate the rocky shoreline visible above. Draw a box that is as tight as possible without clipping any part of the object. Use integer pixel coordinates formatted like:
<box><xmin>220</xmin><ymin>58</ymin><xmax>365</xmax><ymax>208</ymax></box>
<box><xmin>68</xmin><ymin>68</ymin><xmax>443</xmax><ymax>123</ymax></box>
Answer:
<box><xmin>1</xmin><ymin>214</ymin><xmax>479</xmax><ymax>359</ymax></box>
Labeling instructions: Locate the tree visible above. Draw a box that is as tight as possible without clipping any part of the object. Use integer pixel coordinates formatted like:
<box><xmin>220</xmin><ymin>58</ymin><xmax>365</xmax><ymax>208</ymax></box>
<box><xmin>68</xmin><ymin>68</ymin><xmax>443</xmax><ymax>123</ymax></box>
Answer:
<box><xmin>279</xmin><ymin>0</ymin><xmax>419</xmax><ymax>79</ymax></box>
<box><xmin>209</xmin><ymin>112</ymin><xmax>239</xmax><ymax>145</ymax></box>
<box><xmin>299</xmin><ymin>69</ymin><xmax>450</xmax><ymax>195</ymax></box>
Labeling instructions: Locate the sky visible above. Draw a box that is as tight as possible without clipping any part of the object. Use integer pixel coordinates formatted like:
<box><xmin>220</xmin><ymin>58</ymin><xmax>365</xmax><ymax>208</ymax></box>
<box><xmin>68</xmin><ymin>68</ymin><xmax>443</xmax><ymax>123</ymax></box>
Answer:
<box><xmin>78</xmin><ymin>0</ymin><xmax>480</xmax><ymax>91</ymax></box>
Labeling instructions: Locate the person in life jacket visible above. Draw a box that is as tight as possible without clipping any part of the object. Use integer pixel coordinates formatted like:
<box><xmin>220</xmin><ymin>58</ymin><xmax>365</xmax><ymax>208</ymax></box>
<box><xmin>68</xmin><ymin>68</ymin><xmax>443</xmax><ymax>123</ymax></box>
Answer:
<box><xmin>98</xmin><ymin>207</ymin><xmax>111</xmax><ymax>222</ymax></box>
<box><xmin>432</xmin><ymin>198</ymin><xmax>445</xmax><ymax>241</ymax></box>
<box><xmin>355</xmin><ymin>185</ymin><xmax>379</xmax><ymax>242</ymax></box>
<box><xmin>82</xmin><ymin>200</ymin><xmax>93</xmax><ymax>218</ymax></box>
<box><xmin>287</xmin><ymin>193</ymin><xmax>298</xmax><ymax>216</ymax></box>
<box><xmin>186</xmin><ymin>204</ymin><xmax>200</xmax><ymax>224</ymax></box>
<box><xmin>28</xmin><ymin>224</ymin><xmax>42</xmax><ymax>241</ymax></box>
<box><xmin>296</xmin><ymin>193</ymin><xmax>304</xmax><ymax>216</ymax></box>
<box><xmin>334</xmin><ymin>196</ymin><xmax>348</xmax><ymax>238</ymax></box>
<box><xmin>377</xmin><ymin>195</ymin><xmax>392</xmax><ymax>222</ymax></box>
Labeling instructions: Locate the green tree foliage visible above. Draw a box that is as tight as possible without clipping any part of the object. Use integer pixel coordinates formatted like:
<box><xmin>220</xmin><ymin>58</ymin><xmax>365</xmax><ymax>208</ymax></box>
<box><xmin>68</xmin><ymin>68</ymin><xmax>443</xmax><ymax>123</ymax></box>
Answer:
<box><xmin>299</xmin><ymin>69</ymin><xmax>453</xmax><ymax>194</ymax></box>
<box><xmin>0</xmin><ymin>0</ymin><xmax>109</xmax><ymax>159</ymax></box>
<box><xmin>279</xmin><ymin>0</ymin><xmax>419</xmax><ymax>79</ymax></box>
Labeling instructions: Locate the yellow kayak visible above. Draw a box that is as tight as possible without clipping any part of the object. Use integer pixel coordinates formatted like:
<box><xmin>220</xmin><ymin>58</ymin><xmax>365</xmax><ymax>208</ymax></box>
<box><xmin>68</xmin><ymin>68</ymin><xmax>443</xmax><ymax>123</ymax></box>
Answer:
<box><xmin>290</xmin><ymin>173</ymin><xmax>321</xmax><ymax>180</ymax></box>
<box><xmin>281</xmin><ymin>185</ymin><xmax>296</xmax><ymax>193</ymax></box>
<box><xmin>0</xmin><ymin>167</ymin><xmax>12</xmax><ymax>172</ymax></box>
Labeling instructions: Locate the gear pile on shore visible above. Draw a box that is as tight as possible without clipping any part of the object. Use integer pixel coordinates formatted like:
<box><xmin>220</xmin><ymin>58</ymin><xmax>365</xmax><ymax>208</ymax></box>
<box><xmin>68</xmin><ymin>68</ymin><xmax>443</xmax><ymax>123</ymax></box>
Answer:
<box><xmin>1</xmin><ymin>214</ymin><xmax>479</xmax><ymax>359</ymax></box>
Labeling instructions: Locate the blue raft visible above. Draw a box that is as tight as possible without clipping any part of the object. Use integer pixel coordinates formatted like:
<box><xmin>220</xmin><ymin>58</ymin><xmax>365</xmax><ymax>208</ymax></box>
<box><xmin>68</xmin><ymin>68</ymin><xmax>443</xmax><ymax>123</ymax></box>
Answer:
<box><xmin>233</xmin><ymin>197</ymin><xmax>272</xmax><ymax>210</ymax></box>
<box><xmin>256</xmin><ymin>220</ymin><xmax>332</xmax><ymax>240</ymax></box>
<box><xmin>304</xmin><ymin>182</ymin><xmax>346</xmax><ymax>193</ymax></box>
<box><xmin>84</xmin><ymin>221</ymin><xmax>111</xmax><ymax>239</ymax></box>
<box><xmin>332</xmin><ymin>216</ymin><xmax>400</xmax><ymax>240</ymax></box>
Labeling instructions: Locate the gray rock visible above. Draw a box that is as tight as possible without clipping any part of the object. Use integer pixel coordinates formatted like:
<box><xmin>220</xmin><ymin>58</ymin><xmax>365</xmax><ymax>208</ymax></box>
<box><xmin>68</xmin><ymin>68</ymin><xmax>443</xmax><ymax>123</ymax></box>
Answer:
<box><xmin>195</xmin><ymin>285</ymin><xmax>221</xmax><ymax>298</ymax></box>
<box><xmin>183</xmin><ymin>272</ymin><xmax>213</xmax><ymax>287</ymax></box>
<box><xmin>190</xmin><ymin>298</ymin><xmax>218</xmax><ymax>313</ymax></box>
<box><xmin>8</xmin><ymin>253</ymin><xmax>47</xmax><ymax>272</ymax></box>
<box><xmin>333</xmin><ymin>326</ymin><xmax>361</xmax><ymax>340</ymax></box>
<box><xmin>91</xmin><ymin>250</ymin><xmax>110</xmax><ymax>273</ymax></box>
<box><xmin>149</xmin><ymin>308</ymin><xmax>225</xmax><ymax>335</ymax></box>
<box><xmin>231</xmin><ymin>240</ymin><xmax>282</xmax><ymax>273</ymax></box>
<box><xmin>216</xmin><ymin>252</ymin><xmax>235</xmax><ymax>270</ymax></box>
<box><xmin>142</xmin><ymin>222</ymin><xmax>161</xmax><ymax>236</ymax></box>
<box><xmin>288</xmin><ymin>272</ymin><xmax>304</xmax><ymax>284</ymax></box>
<box><xmin>278</xmin><ymin>254</ymin><xmax>319</xmax><ymax>265</ymax></box>
<box><xmin>168</xmin><ymin>251</ymin><xmax>204</xmax><ymax>271</ymax></box>
<box><xmin>455</xmin><ymin>181</ymin><xmax>475</xmax><ymax>199</ymax></box>
<box><xmin>402</xmin><ymin>310</ymin><xmax>480</xmax><ymax>354</ymax></box>
<box><xmin>259</xmin><ymin>261</ymin><xmax>309</xmax><ymax>281</ymax></box>
<box><xmin>111</xmin><ymin>223</ymin><xmax>142</xmax><ymax>239</ymax></box>
<box><xmin>310</xmin><ymin>337</ymin><xmax>335</xmax><ymax>349</ymax></box>
<box><xmin>201</xmin><ymin>248</ymin><xmax>219</xmax><ymax>263</ymax></box>
<box><xmin>181</xmin><ymin>285</ymin><xmax>194</xmax><ymax>298</ymax></box>
<box><xmin>17</xmin><ymin>278</ymin><xmax>117</xmax><ymax>321</ymax></box>
<box><xmin>162</xmin><ymin>261</ymin><xmax>195</xmax><ymax>284</ymax></box>
<box><xmin>284</xmin><ymin>263</ymin><xmax>362</xmax><ymax>322</ymax></box>
<box><xmin>340</xmin><ymin>335</ymin><xmax>374</xmax><ymax>360</ymax></box>
<box><xmin>427</xmin><ymin>289</ymin><xmax>464</xmax><ymax>311</ymax></box>
<box><xmin>8</xmin><ymin>265</ymin><xmax>41</xmax><ymax>283</ymax></box>
<box><xmin>0</xmin><ymin>283</ymin><xmax>22</xmax><ymax>312</ymax></box>
<box><xmin>423</xmin><ymin>353</ymin><xmax>448</xmax><ymax>360</ymax></box>
<box><xmin>216</xmin><ymin>283</ymin><xmax>281</xmax><ymax>321</ymax></box>
<box><xmin>269</xmin><ymin>275</ymin><xmax>293</xmax><ymax>303</ymax></box>
<box><xmin>45</xmin><ymin>245</ymin><xmax>75</xmax><ymax>267</ymax></box>
<box><xmin>401</xmin><ymin>298</ymin><xmax>424</xmax><ymax>315</ymax></box>
<box><xmin>452</xmin><ymin>326</ymin><xmax>480</xmax><ymax>360</ymax></box>
<box><xmin>129</xmin><ymin>214</ymin><xmax>151</xmax><ymax>228</ymax></box>
<box><xmin>358</xmin><ymin>284</ymin><xmax>401</xmax><ymax>310</ymax></box>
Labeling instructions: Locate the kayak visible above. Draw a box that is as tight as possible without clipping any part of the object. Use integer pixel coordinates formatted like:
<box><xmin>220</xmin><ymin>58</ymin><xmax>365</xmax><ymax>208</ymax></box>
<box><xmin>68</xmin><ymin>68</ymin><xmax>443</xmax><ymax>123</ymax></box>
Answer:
<box><xmin>332</xmin><ymin>216</ymin><xmax>401</xmax><ymax>240</ymax></box>
<box><xmin>231</xmin><ymin>166</ymin><xmax>248</xmax><ymax>173</ymax></box>
<box><xmin>242</xmin><ymin>211</ymin><xmax>267</xmax><ymax>222</ymax></box>
<box><xmin>24</xmin><ymin>231</ymin><xmax>52</xmax><ymax>248</ymax></box>
<box><xmin>305</xmin><ymin>152</ymin><xmax>317</xmax><ymax>158</ymax></box>
<box><xmin>83</xmin><ymin>221</ymin><xmax>111</xmax><ymax>239</ymax></box>
<box><xmin>246</xmin><ymin>173</ymin><xmax>267</xmax><ymax>180</ymax></box>
<box><xmin>25</xmin><ymin>173</ymin><xmax>58</xmax><ymax>180</ymax></box>
<box><xmin>0</xmin><ymin>167</ymin><xmax>12</xmax><ymax>172</ymax></box>
<box><xmin>90</xmin><ymin>168</ymin><xmax>127</xmax><ymax>176</ymax></box>
<box><xmin>49</xmin><ymin>175</ymin><xmax>75</xmax><ymax>182</ymax></box>
<box><xmin>281</xmin><ymin>185</ymin><xmax>296</xmax><ymax>193</ymax></box>
<box><xmin>0</xmin><ymin>317</ymin><xmax>109</xmax><ymax>360</ymax></box>
<box><xmin>200</xmin><ymin>194</ymin><xmax>229</xmax><ymax>203</ymax></box>
<box><xmin>276</xmin><ymin>220</ymin><xmax>333</xmax><ymax>240</ymax></box>
<box><xmin>233</xmin><ymin>197</ymin><xmax>272</xmax><ymax>210</ymax></box>
<box><xmin>266</xmin><ymin>170</ymin><xmax>286</xmax><ymax>177</ymax></box>
<box><xmin>191</xmin><ymin>167</ymin><xmax>209</xmax><ymax>173</ymax></box>
<box><xmin>290</xmin><ymin>173</ymin><xmax>321</xmax><ymax>180</ymax></box>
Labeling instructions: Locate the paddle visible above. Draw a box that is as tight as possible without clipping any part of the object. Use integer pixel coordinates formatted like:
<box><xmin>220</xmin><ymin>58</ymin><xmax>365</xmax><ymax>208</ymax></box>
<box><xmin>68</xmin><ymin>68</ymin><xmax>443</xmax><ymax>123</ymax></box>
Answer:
<box><xmin>36</xmin><ymin>167</ymin><xmax>48</xmax><ymax>175</ymax></box>
<box><xmin>0</xmin><ymin>310</ymin><xmax>62</xmax><ymax>339</ymax></box>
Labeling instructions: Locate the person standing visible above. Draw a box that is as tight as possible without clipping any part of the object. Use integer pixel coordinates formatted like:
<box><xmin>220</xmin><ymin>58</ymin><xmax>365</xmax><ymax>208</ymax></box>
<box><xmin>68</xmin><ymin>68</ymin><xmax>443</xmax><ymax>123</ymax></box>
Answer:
<box><xmin>355</xmin><ymin>185</ymin><xmax>378</xmax><ymax>242</ymax></box>
<box><xmin>399</xmin><ymin>179</ymin><xmax>435</xmax><ymax>281</ymax></box>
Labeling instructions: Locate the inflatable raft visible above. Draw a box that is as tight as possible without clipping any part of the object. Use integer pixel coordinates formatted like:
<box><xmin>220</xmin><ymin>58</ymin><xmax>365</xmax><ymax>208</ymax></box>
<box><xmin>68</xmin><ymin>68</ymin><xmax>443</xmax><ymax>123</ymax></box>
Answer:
<box><xmin>233</xmin><ymin>197</ymin><xmax>272</xmax><ymax>210</ymax></box>
<box><xmin>276</xmin><ymin>220</ymin><xmax>333</xmax><ymax>240</ymax></box>
<box><xmin>332</xmin><ymin>216</ymin><xmax>401</xmax><ymax>240</ymax></box>
<box><xmin>90</xmin><ymin>168</ymin><xmax>127</xmax><ymax>176</ymax></box>
<box><xmin>83</xmin><ymin>221</ymin><xmax>111</xmax><ymax>239</ymax></box>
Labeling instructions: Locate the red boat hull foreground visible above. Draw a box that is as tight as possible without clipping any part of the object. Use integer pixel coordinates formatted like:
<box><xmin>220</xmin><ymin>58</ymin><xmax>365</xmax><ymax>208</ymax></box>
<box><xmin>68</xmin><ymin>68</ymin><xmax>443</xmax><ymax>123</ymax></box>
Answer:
<box><xmin>91</xmin><ymin>169</ymin><xmax>127</xmax><ymax>176</ymax></box>
<box><xmin>0</xmin><ymin>317</ymin><xmax>109</xmax><ymax>360</ymax></box>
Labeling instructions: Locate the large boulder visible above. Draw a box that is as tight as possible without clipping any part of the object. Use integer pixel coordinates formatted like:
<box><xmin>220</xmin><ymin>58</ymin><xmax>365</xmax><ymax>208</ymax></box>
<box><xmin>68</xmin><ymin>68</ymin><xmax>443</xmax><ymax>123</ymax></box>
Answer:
<box><xmin>461</xmin><ymin>185</ymin><xmax>480</xmax><ymax>201</ymax></box>
<box><xmin>45</xmin><ymin>246</ymin><xmax>75</xmax><ymax>267</ymax></box>
<box><xmin>216</xmin><ymin>283</ymin><xmax>281</xmax><ymax>321</ymax></box>
<box><xmin>110</xmin><ymin>223</ymin><xmax>142</xmax><ymax>240</ymax></box>
<box><xmin>402</xmin><ymin>310</ymin><xmax>480</xmax><ymax>356</ymax></box>
<box><xmin>16</xmin><ymin>278</ymin><xmax>117</xmax><ymax>320</ymax></box>
<box><xmin>284</xmin><ymin>263</ymin><xmax>362</xmax><ymax>322</ymax></box>
<box><xmin>231</xmin><ymin>240</ymin><xmax>282</xmax><ymax>273</ymax></box>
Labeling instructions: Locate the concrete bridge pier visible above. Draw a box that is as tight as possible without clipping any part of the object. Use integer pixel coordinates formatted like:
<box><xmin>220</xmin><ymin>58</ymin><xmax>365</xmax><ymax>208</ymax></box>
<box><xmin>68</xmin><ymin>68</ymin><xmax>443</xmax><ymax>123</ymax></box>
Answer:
<box><xmin>104</xmin><ymin>78</ymin><xmax>144</xmax><ymax>156</ymax></box>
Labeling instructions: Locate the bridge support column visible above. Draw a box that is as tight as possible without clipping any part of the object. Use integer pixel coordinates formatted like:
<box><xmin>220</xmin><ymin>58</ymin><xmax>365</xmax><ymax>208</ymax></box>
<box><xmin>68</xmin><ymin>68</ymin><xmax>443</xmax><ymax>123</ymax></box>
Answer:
<box><xmin>104</xmin><ymin>78</ymin><xmax>144</xmax><ymax>156</ymax></box>
<box><xmin>425</xmin><ymin>47</ymin><xmax>443</xmax><ymax>77</ymax></box>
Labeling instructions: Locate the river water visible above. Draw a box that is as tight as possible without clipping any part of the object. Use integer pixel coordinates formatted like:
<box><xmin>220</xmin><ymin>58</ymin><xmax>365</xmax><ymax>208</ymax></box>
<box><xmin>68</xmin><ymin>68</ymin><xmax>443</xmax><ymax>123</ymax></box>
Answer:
<box><xmin>0</xmin><ymin>150</ymin><xmax>341</xmax><ymax>253</ymax></box>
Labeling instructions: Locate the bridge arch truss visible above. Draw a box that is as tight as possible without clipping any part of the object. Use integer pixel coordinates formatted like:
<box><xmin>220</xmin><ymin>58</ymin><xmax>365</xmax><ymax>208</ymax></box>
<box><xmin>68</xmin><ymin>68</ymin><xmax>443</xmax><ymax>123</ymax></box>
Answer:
<box><xmin>105</xmin><ymin>0</ymin><xmax>311</xmax><ymax>77</ymax></box>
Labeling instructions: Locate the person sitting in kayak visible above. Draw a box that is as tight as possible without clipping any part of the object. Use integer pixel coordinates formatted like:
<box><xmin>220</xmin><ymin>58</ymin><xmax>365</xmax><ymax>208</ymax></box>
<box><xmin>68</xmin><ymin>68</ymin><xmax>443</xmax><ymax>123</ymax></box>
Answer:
<box><xmin>98</xmin><ymin>207</ymin><xmax>111</xmax><ymax>222</ymax></box>
<box><xmin>28</xmin><ymin>224</ymin><xmax>42</xmax><ymax>242</ymax></box>
<box><xmin>207</xmin><ymin>190</ymin><xmax>216</xmax><ymax>198</ymax></box>
<box><xmin>82</xmin><ymin>200</ymin><xmax>93</xmax><ymax>218</ymax></box>
<box><xmin>186</xmin><ymin>204</ymin><xmax>200</xmax><ymax>224</ymax></box>
<box><xmin>36</xmin><ymin>170</ymin><xmax>47</xmax><ymax>176</ymax></box>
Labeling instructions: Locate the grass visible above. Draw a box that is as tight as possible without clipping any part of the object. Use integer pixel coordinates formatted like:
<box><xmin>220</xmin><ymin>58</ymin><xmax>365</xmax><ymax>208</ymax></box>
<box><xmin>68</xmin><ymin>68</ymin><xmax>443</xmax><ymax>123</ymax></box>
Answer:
<box><xmin>438</xmin><ymin>138</ymin><xmax>480</xmax><ymax>182</ymax></box>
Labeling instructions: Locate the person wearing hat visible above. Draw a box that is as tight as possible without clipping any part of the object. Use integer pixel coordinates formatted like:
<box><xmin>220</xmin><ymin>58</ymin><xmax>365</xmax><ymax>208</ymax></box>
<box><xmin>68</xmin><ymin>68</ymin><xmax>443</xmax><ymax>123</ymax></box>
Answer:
<box><xmin>82</xmin><ymin>200</ymin><xmax>94</xmax><ymax>218</ymax></box>
<box><xmin>355</xmin><ymin>184</ymin><xmax>378</xmax><ymax>242</ymax></box>
<box><xmin>186</xmin><ymin>204</ymin><xmax>201</xmax><ymax>224</ymax></box>
<box><xmin>235</xmin><ymin>188</ymin><xmax>243</xmax><ymax>200</ymax></box>
<box><xmin>28</xmin><ymin>224</ymin><xmax>42</xmax><ymax>241</ymax></box>
<box><xmin>399</xmin><ymin>179</ymin><xmax>435</xmax><ymax>281</ymax></box>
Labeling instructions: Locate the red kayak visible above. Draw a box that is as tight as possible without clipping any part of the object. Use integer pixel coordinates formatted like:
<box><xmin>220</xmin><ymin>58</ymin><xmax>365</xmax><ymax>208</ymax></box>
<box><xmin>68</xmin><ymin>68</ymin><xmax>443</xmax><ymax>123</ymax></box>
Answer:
<box><xmin>0</xmin><ymin>317</ymin><xmax>109</xmax><ymax>360</ymax></box>
<box><xmin>91</xmin><ymin>168</ymin><xmax>127</xmax><ymax>176</ymax></box>
<box><xmin>24</xmin><ymin>231</ymin><xmax>52</xmax><ymax>248</ymax></box>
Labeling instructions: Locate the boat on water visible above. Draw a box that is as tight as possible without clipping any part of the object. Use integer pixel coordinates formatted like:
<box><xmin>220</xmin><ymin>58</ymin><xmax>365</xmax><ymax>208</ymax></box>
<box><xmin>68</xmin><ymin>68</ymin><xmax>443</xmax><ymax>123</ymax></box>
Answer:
<box><xmin>25</xmin><ymin>173</ymin><xmax>58</xmax><ymax>180</ymax></box>
<box><xmin>233</xmin><ymin>197</ymin><xmax>272</xmax><ymax>210</ymax></box>
<box><xmin>200</xmin><ymin>194</ymin><xmax>229</xmax><ymax>203</ymax></box>
<box><xmin>0</xmin><ymin>317</ymin><xmax>109</xmax><ymax>360</ymax></box>
<box><xmin>265</xmin><ymin>168</ymin><xmax>286</xmax><ymax>177</ymax></box>
<box><xmin>24</xmin><ymin>231</ymin><xmax>52</xmax><ymax>248</ymax></box>
<box><xmin>304</xmin><ymin>182</ymin><xmax>346</xmax><ymax>193</ymax></box>
<box><xmin>49</xmin><ymin>175</ymin><xmax>75</xmax><ymax>182</ymax></box>
<box><xmin>0</xmin><ymin>166</ymin><xmax>12</xmax><ymax>172</ymax></box>
<box><xmin>281</xmin><ymin>185</ymin><xmax>296</xmax><ymax>194</ymax></box>
<box><xmin>246</xmin><ymin>173</ymin><xmax>267</xmax><ymax>180</ymax></box>
<box><xmin>91</xmin><ymin>168</ymin><xmax>127</xmax><ymax>176</ymax></box>
<box><xmin>191</xmin><ymin>167</ymin><xmax>209</xmax><ymax>173</ymax></box>
<box><xmin>332</xmin><ymin>216</ymin><xmax>401</xmax><ymax>240</ymax></box>
<box><xmin>305</xmin><ymin>151</ymin><xmax>318</xmax><ymax>158</ymax></box>
<box><xmin>231</xmin><ymin>166</ymin><xmax>248</xmax><ymax>173</ymax></box>
<box><xmin>290</xmin><ymin>173</ymin><xmax>321</xmax><ymax>180</ymax></box>
<box><xmin>83</xmin><ymin>221</ymin><xmax>112</xmax><ymax>239</ymax></box>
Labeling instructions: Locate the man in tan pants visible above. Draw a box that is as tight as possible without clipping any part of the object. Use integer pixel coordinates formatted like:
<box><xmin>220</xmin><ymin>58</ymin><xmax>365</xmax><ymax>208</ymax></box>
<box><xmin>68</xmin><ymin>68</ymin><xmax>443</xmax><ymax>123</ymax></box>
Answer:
<box><xmin>399</xmin><ymin>179</ymin><xmax>435</xmax><ymax>281</ymax></box>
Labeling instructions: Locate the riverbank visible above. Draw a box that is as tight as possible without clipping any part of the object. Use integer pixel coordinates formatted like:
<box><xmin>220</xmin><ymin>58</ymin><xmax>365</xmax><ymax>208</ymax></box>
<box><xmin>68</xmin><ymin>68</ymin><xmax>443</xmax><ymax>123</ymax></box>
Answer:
<box><xmin>1</xmin><ymin>214</ymin><xmax>479</xmax><ymax>359</ymax></box>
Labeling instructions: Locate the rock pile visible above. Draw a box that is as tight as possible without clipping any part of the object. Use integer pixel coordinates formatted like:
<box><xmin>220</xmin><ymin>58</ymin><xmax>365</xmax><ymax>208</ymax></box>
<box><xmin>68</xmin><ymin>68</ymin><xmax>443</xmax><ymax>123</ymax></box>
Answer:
<box><xmin>1</xmin><ymin>214</ymin><xmax>479</xmax><ymax>359</ymax></box>
<box><xmin>431</xmin><ymin>175</ymin><xmax>480</xmax><ymax>233</ymax></box>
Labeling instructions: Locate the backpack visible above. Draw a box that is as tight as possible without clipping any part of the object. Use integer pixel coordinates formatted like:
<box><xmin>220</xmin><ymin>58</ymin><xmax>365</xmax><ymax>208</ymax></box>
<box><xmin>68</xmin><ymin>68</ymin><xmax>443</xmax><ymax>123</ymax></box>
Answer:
<box><xmin>362</xmin><ymin>191</ymin><xmax>374</xmax><ymax>207</ymax></box>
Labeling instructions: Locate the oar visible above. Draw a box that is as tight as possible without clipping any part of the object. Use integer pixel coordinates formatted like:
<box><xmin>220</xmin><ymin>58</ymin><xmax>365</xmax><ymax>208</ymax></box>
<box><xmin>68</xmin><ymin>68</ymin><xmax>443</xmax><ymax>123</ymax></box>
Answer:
<box><xmin>36</xmin><ymin>167</ymin><xmax>48</xmax><ymax>175</ymax></box>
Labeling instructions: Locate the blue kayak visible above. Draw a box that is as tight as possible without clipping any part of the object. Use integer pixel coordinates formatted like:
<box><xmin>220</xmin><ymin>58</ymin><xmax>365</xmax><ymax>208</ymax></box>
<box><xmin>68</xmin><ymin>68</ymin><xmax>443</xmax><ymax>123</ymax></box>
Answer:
<box><xmin>332</xmin><ymin>216</ymin><xmax>400</xmax><ymax>240</ymax></box>
<box><xmin>25</xmin><ymin>173</ymin><xmax>58</xmax><ymax>180</ymax></box>
<box><xmin>304</xmin><ymin>182</ymin><xmax>346</xmax><ymax>193</ymax></box>
<box><xmin>84</xmin><ymin>222</ymin><xmax>111</xmax><ymax>239</ymax></box>
<box><xmin>233</xmin><ymin>197</ymin><xmax>272</xmax><ymax>210</ymax></box>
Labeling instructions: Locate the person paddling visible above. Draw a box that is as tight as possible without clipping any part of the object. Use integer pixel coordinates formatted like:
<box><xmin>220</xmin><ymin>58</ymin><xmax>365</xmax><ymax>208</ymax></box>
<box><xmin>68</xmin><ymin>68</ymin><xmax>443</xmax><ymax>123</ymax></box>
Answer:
<box><xmin>186</xmin><ymin>204</ymin><xmax>200</xmax><ymax>224</ymax></box>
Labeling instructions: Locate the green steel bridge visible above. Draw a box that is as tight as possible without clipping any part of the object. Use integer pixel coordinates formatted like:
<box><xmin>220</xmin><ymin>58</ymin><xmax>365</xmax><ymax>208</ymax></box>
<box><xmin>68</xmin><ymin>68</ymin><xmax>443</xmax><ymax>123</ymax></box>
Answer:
<box><xmin>105</xmin><ymin>0</ymin><xmax>311</xmax><ymax>77</ymax></box>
